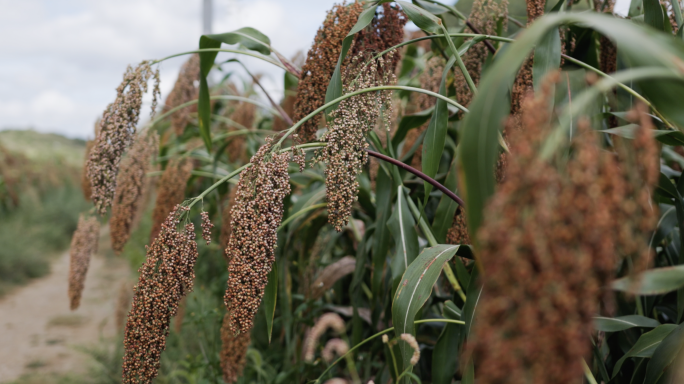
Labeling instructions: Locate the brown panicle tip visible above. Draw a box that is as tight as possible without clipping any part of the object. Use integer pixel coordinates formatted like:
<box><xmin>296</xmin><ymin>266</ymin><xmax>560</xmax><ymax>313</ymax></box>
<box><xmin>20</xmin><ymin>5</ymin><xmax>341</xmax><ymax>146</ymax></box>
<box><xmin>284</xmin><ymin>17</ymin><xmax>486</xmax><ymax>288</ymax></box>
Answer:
<box><xmin>224</xmin><ymin>137</ymin><xmax>291</xmax><ymax>334</ymax></box>
<box><xmin>122</xmin><ymin>205</ymin><xmax>198</xmax><ymax>383</ymax></box>
<box><xmin>68</xmin><ymin>215</ymin><xmax>100</xmax><ymax>311</ymax></box>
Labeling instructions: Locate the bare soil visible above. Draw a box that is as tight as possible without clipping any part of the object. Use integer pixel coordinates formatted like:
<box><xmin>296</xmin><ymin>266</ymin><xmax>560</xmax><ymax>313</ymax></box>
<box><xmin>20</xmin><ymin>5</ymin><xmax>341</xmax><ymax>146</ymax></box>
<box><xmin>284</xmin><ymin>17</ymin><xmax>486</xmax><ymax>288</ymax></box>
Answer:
<box><xmin>0</xmin><ymin>237</ymin><xmax>130</xmax><ymax>383</ymax></box>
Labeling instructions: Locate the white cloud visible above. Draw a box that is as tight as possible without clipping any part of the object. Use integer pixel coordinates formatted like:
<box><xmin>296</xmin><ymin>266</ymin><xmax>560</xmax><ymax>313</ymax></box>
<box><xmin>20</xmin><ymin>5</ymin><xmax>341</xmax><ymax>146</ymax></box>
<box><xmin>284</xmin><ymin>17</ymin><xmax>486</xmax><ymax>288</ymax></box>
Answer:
<box><xmin>0</xmin><ymin>0</ymin><xmax>338</xmax><ymax>138</ymax></box>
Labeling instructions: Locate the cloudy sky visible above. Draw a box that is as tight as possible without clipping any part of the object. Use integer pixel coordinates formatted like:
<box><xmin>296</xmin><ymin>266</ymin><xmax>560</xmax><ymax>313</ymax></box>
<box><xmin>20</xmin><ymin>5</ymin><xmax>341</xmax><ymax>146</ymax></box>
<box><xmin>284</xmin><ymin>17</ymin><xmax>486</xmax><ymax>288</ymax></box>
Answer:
<box><xmin>0</xmin><ymin>0</ymin><xmax>347</xmax><ymax>139</ymax></box>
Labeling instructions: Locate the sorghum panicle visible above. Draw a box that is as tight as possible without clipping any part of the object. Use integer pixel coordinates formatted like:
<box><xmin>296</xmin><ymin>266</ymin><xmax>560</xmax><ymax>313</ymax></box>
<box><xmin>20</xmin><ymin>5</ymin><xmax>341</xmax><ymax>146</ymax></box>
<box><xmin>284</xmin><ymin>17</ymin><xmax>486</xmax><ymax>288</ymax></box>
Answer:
<box><xmin>200</xmin><ymin>211</ymin><xmax>213</xmax><ymax>245</ymax></box>
<box><xmin>456</xmin><ymin>0</ymin><xmax>508</xmax><ymax>109</ymax></box>
<box><xmin>315</xmin><ymin>53</ymin><xmax>395</xmax><ymax>231</ymax></box>
<box><xmin>466</xmin><ymin>76</ymin><xmax>659</xmax><ymax>384</ymax></box>
<box><xmin>81</xmin><ymin>140</ymin><xmax>95</xmax><ymax>201</ymax></box>
<box><xmin>303</xmin><ymin>313</ymin><xmax>347</xmax><ymax>362</ymax></box>
<box><xmin>68</xmin><ymin>215</ymin><xmax>100</xmax><ymax>310</ymax></box>
<box><xmin>224</xmin><ymin>137</ymin><xmax>292</xmax><ymax>334</ymax></box>
<box><xmin>220</xmin><ymin>187</ymin><xmax>238</xmax><ymax>251</ymax></box>
<box><xmin>293</xmin><ymin>2</ymin><xmax>364</xmax><ymax>142</ymax></box>
<box><xmin>164</xmin><ymin>54</ymin><xmax>200</xmax><ymax>136</ymax></box>
<box><xmin>86</xmin><ymin>61</ymin><xmax>160</xmax><ymax>215</ymax></box>
<box><xmin>149</xmin><ymin>158</ymin><xmax>193</xmax><ymax>242</ymax></box>
<box><xmin>400</xmin><ymin>333</ymin><xmax>421</xmax><ymax>366</ymax></box>
<box><xmin>350</xmin><ymin>3</ymin><xmax>407</xmax><ymax>74</ymax></box>
<box><xmin>322</xmin><ymin>338</ymin><xmax>349</xmax><ymax>363</ymax></box>
<box><xmin>122</xmin><ymin>205</ymin><xmax>198</xmax><ymax>384</ymax></box>
<box><xmin>110</xmin><ymin>132</ymin><xmax>159</xmax><ymax>254</ymax></box>
<box><xmin>220</xmin><ymin>312</ymin><xmax>251</xmax><ymax>383</ymax></box>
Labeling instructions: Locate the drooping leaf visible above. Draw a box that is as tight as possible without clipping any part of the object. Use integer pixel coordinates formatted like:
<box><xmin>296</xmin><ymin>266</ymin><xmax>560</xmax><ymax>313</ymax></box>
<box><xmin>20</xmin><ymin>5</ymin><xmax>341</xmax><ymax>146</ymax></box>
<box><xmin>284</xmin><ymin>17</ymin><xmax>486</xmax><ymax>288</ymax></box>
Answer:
<box><xmin>612</xmin><ymin>324</ymin><xmax>678</xmax><ymax>377</ymax></box>
<box><xmin>392</xmin><ymin>244</ymin><xmax>460</xmax><ymax>377</ymax></box>
<box><xmin>613</xmin><ymin>265</ymin><xmax>684</xmax><ymax>295</ymax></box>
<box><xmin>601</xmin><ymin>124</ymin><xmax>684</xmax><ymax>146</ymax></box>
<box><xmin>593</xmin><ymin>315</ymin><xmax>660</xmax><ymax>332</ymax></box>
<box><xmin>205</xmin><ymin>27</ymin><xmax>271</xmax><ymax>55</ymax></box>
<box><xmin>643</xmin><ymin>322</ymin><xmax>684</xmax><ymax>384</ymax></box>
<box><xmin>263</xmin><ymin>261</ymin><xmax>278</xmax><ymax>343</ymax></box>
<box><xmin>387</xmin><ymin>187</ymin><xmax>420</xmax><ymax>282</ymax></box>
<box><xmin>422</xmin><ymin>55</ymin><xmax>457</xmax><ymax>197</ymax></box>
<box><xmin>396</xmin><ymin>1</ymin><xmax>443</xmax><ymax>33</ymax></box>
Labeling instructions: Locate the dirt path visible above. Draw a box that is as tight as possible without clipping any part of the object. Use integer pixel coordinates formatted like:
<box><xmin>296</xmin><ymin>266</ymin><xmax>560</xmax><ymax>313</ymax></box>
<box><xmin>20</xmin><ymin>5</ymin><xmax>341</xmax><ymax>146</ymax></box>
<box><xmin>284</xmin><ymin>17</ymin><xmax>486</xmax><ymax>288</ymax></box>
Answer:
<box><xmin>0</xmin><ymin>234</ymin><xmax>130</xmax><ymax>383</ymax></box>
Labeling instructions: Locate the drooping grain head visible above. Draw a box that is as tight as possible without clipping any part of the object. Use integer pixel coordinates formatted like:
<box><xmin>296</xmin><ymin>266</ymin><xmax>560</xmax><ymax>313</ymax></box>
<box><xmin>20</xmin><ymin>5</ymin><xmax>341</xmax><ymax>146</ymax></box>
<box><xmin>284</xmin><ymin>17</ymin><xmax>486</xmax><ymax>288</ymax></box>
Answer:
<box><xmin>200</xmin><ymin>211</ymin><xmax>213</xmax><ymax>245</ymax></box>
<box><xmin>446</xmin><ymin>207</ymin><xmax>471</xmax><ymax>245</ymax></box>
<box><xmin>87</xmin><ymin>61</ymin><xmax>160</xmax><ymax>215</ymax></box>
<box><xmin>350</xmin><ymin>3</ymin><xmax>407</xmax><ymax>73</ymax></box>
<box><xmin>164</xmin><ymin>54</ymin><xmax>200</xmax><ymax>136</ymax></box>
<box><xmin>68</xmin><ymin>215</ymin><xmax>100</xmax><ymax>310</ymax></box>
<box><xmin>224</xmin><ymin>137</ymin><xmax>291</xmax><ymax>334</ymax></box>
<box><xmin>321</xmin><ymin>338</ymin><xmax>350</xmax><ymax>363</ymax></box>
<box><xmin>314</xmin><ymin>52</ymin><xmax>396</xmax><ymax>231</ymax></box>
<box><xmin>465</xmin><ymin>78</ymin><xmax>659</xmax><ymax>384</ymax></box>
<box><xmin>399</xmin><ymin>334</ymin><xmax>421</xmax><ymax>366</ymax></box>
<box><xmin>122</xmin><ymin>205</ymin><xmax>198</xmax><ymax>384</ymax></box>
<box><xmin>81</xmin><ymin>140</ymin><xmax>95</xmax><ymax>201</ymax></box>
<box><xmin>303</xmin><ymin>313</ymin><xmax>347</xmax><ymax>362</ymax></box>
<box><xmin>149</xmin><ymin>158</ymin><xmax>193</xmax><ymax>242</ymax></box>
<box><xmin>220</xmin><ymin>311</ymin><xmax>251</xmax><ymax>383</ymax></box>
<box><xmin>110</xmin><ymin>132</ymin><xmax>159</xmax><ymax>254</ymax></box>
<box><xmin>293</xmin><ymin>2</ymin><xmax>364</xmax><ymax>142</ymax></box>
<box><xmin>456</xmin><ymin>0</ymin><xmax>508</xmax><ymax>110</ymax></box>
<box><xmin>220</xmin><ymin>187</ymin><xmax>238</xmax><ymax>251</ymax></box>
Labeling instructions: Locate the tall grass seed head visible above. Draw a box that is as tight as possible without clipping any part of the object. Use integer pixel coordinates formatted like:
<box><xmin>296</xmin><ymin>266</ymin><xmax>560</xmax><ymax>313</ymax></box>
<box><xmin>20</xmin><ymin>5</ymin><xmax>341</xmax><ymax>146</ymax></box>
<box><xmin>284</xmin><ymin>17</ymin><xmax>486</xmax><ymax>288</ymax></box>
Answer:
<box><xmin>220</xmin><ymin>311</ymin><xmax>251</xmax><ymax>383</ymax></box>
<box><xmin>122</xmin><ymin>205</ymin><xmax>198</xmax><ymax>384</ymax></box>
<box><xmin>224</xmin><ymin>137</ymin><xmax>291</xmax><ymax>334</ymax></box>
<box><xmin>165</xmin><ymin>54</ymin><xmax>200</xmax><ymax>136</ymax></box>
<box><xmin>314</xmin><ymin>52</ymin><xmax>395</xmax><ymax>231</ymax></box>
<box><xmin>68</xmin><ymin>214</ymin><xmax>100</xmax><ymax>310</ymax></box>
<box><xmin>110</xmin><ymin>131</ymin><xmax>159</xmax><ymax>254</ymax></box>
<box><xmin>303</xmin><ymin>312</ymin><xmax>347</xmax><ymax>362</ymax></box>
<box><xmin>87</xmin><ymin>61</ymin><xmax>160</xmax><ymax>215</ymax></box>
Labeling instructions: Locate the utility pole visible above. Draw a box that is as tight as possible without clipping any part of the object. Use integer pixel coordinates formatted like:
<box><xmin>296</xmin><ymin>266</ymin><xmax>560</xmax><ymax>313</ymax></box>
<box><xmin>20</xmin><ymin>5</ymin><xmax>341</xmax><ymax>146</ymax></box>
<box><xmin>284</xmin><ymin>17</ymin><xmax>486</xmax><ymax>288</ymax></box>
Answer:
<box><xmin>202</xmin><ymin>0</ymin><xmax>213</xmax><ymax>34</ymax></box>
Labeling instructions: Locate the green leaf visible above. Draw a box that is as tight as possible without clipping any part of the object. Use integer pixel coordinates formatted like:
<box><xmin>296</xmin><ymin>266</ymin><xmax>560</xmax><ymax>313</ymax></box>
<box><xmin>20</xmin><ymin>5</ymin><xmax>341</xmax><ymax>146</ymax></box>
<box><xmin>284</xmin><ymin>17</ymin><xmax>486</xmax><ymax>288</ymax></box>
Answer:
<box><xmin>458</xmin><ymin>266</ymin><xmax>481</xmax><ymax>350</ymax></box>
<box><xmin>532</xmin><ymin>27</ymin><xmax>561</xmax><ymax>91</ymax></box>
<box><xmin>392</xmin><ymin>244</ymin><xmax>460</xmax><ymax>377</ymax></box>
<box><xmin>432</xmin><ymin>318</ymin><xmax>461</xmax><ymax>384</ymax></box>
<box><xmin>323</xmin><ymin>4</ymin><xmax>377</xmax><ymax>114</ymax></box>
<box><xmin>263</xmin><ymin>261</ymin><xmax>278</xmax><ymax>343</ymax></box>
<box><xmin>422</xmin><ymin>55</ymin><xmax>456</xmax><ymax>197</ymax></box>
<box><xmin>431</xmin><ymin>156</ymin><xmax>460</xmax><ymax>243</ymax></box>
<box><xmin>613</xmin><ymin>265</ymin><xmax>684</xmax><ymax>295</ymax></box>
<box><xmin>443</xmin><ymin>300</ymin><xmax>462</xmax><ymax>319</ymax></box>
<box><xmin>197</xmin><ymin>35</ymin><xmax>222</xmax><ymax>151</ymax></box>
<box><xmin>601</xmin><ymin>124</ymin><xmax>684</xmax><ymax>146</ymax></box>
<box><xmin>396</xmin><ymin>1</ymin><xmax>443</xmax><ymax>33</ymax></box>
<box><xmin>388</xmin><ymin>187</ymin><xmax>420</xmax><ymax>282</ymax></box>
<box><xmin>372</xmin><ymin>167</ymin><xmax>394</xmax><ymax>309</ymax></box>
<box><xmin>392</xmin><ymin>107</ymin><xmax>434</xmax><ymax>149</ymax></box>
<box><xmin>459</xmin><ymin>12</ymin><xmax>684</xmax><ymax>240</ymax></box>
<box><xmin>612</xmin><ymin>324</ymin><xmax>678</xmax><ymax>378</ymax></box>
<box><xmin>205</xmin><ymin>27</ymin><xmax>271</xmax><ymax>55</ymax></box>
<box><xmin>643</xmin><ymin>322</ymin><xmax>684</xmax><ymax>384</ymax></box>
<box><xmin>593</xmin><ymin>315</ymin><xmax>660</xmax><ymax>332</ymax></box>
<box><xmin>643</xmin><ymin>0</ymin><xmax>665</xmax><ymax>31</ymax></box>
<box><xmin>462</xmin><ymin>359</ymin><xmax>475</xmax><ymax>384</ymax></box>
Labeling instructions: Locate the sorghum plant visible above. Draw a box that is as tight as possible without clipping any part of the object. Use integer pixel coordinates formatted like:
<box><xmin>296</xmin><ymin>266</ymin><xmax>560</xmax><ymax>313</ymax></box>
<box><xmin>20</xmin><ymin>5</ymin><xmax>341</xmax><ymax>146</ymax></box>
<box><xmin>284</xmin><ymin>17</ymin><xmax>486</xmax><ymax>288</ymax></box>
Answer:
<box><xmin>68</xmin><ymin>0</ymin><xmax>684</xmax><ymax>382</ymax></box>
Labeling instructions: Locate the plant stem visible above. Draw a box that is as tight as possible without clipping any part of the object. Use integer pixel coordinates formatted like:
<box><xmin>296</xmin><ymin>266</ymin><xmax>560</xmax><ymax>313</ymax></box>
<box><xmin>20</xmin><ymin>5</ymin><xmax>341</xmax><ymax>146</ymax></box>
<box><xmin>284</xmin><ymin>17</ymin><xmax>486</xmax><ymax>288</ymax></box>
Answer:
<box><xmin>366</xmin><ymin>150</ymin><xmax>465</xmax><ymax>207</ymax></box>
<box><xmin>314</xmin><ymin>319</ymin><xmax>464</xmax><ymax>384</ymax></box>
